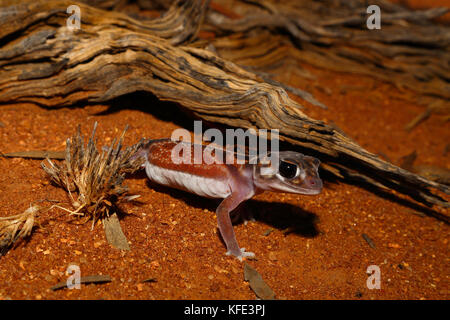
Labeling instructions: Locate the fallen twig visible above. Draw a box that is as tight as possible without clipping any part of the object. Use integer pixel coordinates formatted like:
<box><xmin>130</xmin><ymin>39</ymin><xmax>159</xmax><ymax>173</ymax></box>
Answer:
<box><xmin>1</xmin><ymin>150</ymin><xmax>65</xmax><ymax>160</ymax></box>
<box><xmin>50</xmin><ymin>274</ymin><xmax>112</xmax><ymax>291</ymax></box>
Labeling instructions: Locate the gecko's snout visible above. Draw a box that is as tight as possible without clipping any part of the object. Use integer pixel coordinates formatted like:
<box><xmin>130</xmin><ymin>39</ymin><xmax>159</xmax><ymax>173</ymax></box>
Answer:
<box><xmin>302</xmin><ymin>176</ymin><xmax>323</xmax><ymax>193</ymax></box>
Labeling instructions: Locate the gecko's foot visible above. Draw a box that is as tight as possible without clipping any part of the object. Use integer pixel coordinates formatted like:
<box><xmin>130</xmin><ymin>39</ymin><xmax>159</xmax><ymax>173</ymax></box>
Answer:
<box><xmin>226</xmin><ymin>248</ymin><xmax>255</xmax><ymax>261</ymax></box>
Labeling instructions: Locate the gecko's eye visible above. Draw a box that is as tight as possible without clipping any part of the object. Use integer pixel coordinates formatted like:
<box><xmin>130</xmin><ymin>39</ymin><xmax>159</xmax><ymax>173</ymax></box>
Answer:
<box><xmin>279</xmin><ymin>160</ymin><xmax>298</xmax><ymax>179</ymax></box>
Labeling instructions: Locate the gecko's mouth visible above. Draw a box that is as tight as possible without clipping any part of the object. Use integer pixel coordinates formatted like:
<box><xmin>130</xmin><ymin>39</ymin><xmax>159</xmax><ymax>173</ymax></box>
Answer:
<box><xmin>298</xmin><ymin>186</ymin><xmax>322</xmax><ymax>195</ymax></box>
<box><xmin>280</xmin><ymin>176</ymin><xmax>323</xmax><ymax>195</ymax></box>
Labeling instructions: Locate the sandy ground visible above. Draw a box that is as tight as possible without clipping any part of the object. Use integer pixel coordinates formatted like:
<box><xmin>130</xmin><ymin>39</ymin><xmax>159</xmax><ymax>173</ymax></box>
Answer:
<box><xmin>0</xmin><ymin>2</ymin><xmax>448</xmax><ymax>300</ymax></box>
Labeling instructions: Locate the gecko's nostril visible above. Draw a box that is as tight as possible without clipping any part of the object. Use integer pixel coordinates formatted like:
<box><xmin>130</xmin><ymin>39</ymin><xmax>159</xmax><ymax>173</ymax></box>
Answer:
<box><xmin>307</xmin><ymin>177</ymin><xmax>322</xmax><ymax>190</ymax></box>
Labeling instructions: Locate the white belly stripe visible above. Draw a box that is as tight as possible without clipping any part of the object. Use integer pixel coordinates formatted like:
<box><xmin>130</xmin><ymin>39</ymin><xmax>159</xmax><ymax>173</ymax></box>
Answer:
<box><xmin>145</xmin><ymin>162</ymin><xmax>232</xmax><ymax>199</ymax></box>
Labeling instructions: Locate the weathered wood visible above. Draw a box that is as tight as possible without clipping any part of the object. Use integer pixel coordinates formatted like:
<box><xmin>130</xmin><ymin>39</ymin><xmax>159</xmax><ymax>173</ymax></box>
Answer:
<box><xmin>0</xmin><ymin>0</ymin><xmax>448</xmax><ymax>218</ymax></box>
<box><xmin>206</xmin><ymin>0</ymin><xmax>450</xmax><ymax>103</ymax></box>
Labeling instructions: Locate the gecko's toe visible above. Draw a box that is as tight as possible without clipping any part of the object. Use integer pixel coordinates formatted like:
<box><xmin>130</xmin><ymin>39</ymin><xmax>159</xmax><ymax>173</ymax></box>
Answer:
<box><xmin>226</xmin><ymin>248</ymin><xmax>255</xmax><ymax>261</ymax></box>
<box><xmin>240</xmin><ymin>248</ymin><xmax>256</xmax><ymax>259</ymax></box>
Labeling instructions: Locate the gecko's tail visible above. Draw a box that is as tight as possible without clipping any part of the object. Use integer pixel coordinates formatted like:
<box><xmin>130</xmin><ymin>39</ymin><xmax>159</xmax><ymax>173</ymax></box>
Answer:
<box><xmin>129</xmin><ymin>138</ymin><xmax>169</xmax><ymax>166</ymax></box>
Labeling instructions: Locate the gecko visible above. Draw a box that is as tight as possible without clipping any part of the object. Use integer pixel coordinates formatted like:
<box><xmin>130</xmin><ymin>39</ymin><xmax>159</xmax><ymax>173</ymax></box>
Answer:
<box><xmin>134</xmin><ymin>139</ymin><xmax>323</xmax><ymax>261</ymax></box>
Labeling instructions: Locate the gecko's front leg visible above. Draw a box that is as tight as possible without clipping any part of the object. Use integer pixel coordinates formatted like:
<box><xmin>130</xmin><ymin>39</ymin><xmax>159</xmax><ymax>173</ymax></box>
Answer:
<box><xmin>216</xmin><ymin>192</ymin><xmax>255</xmax><ymax>261</ymax></box>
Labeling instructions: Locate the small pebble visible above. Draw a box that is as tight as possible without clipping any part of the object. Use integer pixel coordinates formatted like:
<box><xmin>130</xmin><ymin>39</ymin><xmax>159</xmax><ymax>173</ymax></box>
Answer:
<box><xmin>268</xmin><ymin>252</ymin><xmax>277</xmax><ymax>261</ymax></box>
<box><xmin>94</xmin><ymin>241</ymin><xmax>103</xmax><ymax>248</ymax></box>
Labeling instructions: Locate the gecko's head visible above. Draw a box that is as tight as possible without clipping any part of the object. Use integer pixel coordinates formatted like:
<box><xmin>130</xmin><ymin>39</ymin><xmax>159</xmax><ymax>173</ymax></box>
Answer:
<box><xmin>253</xmin><ymin>151</ymin><xmax>323</xmax><ymax>195</ymax></box>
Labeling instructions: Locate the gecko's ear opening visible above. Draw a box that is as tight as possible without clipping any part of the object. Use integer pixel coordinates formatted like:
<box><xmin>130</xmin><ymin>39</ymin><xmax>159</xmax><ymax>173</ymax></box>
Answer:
<box><xmin>312</xmin><ymin>158</ymin><xmax>320</xmax><ymax>169</ymax></box>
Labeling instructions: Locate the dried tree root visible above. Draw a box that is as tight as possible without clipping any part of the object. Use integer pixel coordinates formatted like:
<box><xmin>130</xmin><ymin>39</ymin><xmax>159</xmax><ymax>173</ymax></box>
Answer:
<box><xmin>0</xmin><ymin>0</ymin><xmax>448</xmax><ymax>218</ymax></box>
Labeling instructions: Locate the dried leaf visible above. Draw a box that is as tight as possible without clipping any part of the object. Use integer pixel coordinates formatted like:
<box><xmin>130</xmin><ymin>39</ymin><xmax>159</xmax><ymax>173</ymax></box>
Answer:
<box><xmin>244</xmin><ymin>262</ymin><xmax>276</xmax><ymax>300</ymax></box>
<box><xmin>103</xmin><ymin>213</ymin><xmax>130</xmax><ymax>251</ymax></box>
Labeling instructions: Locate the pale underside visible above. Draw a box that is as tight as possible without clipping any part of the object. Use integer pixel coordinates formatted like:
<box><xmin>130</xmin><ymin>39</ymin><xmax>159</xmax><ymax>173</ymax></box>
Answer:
<box><xmin>144</xmin><ymin>162</ymin><xmax>232</xmax><ymax>199</ymax></box>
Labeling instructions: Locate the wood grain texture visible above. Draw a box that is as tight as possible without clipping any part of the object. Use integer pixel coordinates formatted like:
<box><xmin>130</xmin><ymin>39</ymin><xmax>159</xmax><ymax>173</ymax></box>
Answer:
<box><xmin>0</xmin><ymin>0</ymin><xmax>448</xmax><ymax>217</ymax></box>
<box><xmin>205</xmin><ymin>0</ymin><xmax>449</xmax><ymax>103</ymax></box>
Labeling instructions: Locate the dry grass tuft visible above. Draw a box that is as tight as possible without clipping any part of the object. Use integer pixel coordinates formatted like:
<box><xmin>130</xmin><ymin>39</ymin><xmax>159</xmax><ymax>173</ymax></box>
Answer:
<box><xmin>41</xmin><ymin>123</ymin><xmax>145</xmax><ymax>225</ymax></box>
<box><xmin>0</xmin><ymin>205</ymin><xmax>39</xmax><ymax>255</ymax></box>
<box><xmin>0</xmin><ymin>123</ymin><xmax>144</xmax><ymax>256</ymax></box>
